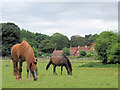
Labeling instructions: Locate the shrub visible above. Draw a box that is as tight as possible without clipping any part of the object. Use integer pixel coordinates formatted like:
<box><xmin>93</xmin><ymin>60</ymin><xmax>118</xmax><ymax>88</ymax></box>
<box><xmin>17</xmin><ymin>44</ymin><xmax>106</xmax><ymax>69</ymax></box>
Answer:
<box><xmin>80</xmin><ymin>50</ymin><xmax>86</xmax><ymax>56</ymax></box>
<box><xmin>86</xmin><ymin>52</ymin><xmax>95</xmax><ymax>57</ymax></box>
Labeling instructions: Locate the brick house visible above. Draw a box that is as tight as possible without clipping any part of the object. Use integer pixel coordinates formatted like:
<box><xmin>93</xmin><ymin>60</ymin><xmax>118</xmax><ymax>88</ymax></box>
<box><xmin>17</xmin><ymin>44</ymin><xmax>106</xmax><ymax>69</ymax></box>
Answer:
<box><xmin>51</xmin><ymin>43</ymin><xmax>96</xmax><ymax>57</ymax></box>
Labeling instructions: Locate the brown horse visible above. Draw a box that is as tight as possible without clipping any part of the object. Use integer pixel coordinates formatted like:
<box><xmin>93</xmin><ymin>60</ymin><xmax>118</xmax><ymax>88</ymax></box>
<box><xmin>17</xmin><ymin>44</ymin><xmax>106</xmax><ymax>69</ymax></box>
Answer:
<box><xmin>11</xmin><ymin>40</ymin><xmax>38</xmax><ymax>81</ymax></box>
<box><xmin>46</xmin><ymin>56</ymin><xmax>72</xmax><ymax>75</ymax></box>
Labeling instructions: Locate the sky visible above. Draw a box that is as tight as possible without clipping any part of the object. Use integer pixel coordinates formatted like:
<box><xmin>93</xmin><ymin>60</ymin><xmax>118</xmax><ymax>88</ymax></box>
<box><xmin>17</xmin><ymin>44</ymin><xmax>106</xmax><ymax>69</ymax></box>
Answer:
<box><xmin>1</xmin><ymin>1</ymin><xmax>118</xmax><ymax>39</ymax></box>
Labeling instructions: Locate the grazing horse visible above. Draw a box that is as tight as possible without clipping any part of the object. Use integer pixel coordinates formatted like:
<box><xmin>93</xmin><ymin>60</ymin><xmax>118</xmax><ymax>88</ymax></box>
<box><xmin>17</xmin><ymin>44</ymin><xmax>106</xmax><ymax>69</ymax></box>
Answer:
<box><xmin>11</xmin><ymin>40</ymin><xmax>38</xmax><ymax>81</ymax></box>
<box><xmin>46</xmin><ymin>56</ymin><xmax>72</xmax><ymax>75</ymax></box>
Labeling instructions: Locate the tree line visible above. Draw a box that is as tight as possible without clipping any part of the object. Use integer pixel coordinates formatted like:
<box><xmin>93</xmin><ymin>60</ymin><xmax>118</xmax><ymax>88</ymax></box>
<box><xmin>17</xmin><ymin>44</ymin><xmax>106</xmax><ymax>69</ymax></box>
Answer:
<box><xmin>1</xmin><ymin>22</ymin><xmax>93</xmax><ymax>57</ymax></box>
<box><xmin>1</xmin><ymin>22</ymin><xmax>120</xmax><ymax>64</ymax></box>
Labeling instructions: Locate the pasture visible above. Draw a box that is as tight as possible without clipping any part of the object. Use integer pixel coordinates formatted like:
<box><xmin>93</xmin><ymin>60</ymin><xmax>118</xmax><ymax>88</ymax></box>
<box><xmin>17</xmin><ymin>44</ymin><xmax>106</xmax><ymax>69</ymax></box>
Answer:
<box><xmin>1</xmin><ymin>58</ymin><xmax>118</xmax><ymax>88</ymax></box>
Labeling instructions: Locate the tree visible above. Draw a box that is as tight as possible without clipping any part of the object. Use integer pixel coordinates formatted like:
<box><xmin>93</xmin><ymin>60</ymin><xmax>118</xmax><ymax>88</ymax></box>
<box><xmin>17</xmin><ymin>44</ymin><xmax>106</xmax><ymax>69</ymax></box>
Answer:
<box><xmin>71</xmin><ymin>35</ymin><xmax>91</xmax><ymax>47</ymax></box>
<box><xmin>39</xmin><ymin>39</ymin><xmax>55</xmax><ymax>53</ymax></box>
<box><xmin>62</xmin><ymin>47</ymin><xmax>70</xmax><ymax>56</ymax></box>
<box><xmin>85</xmin><ymin>34</ymin><xmax>92</xmax><ymax>39</ymax></box>
<box><xmin>32</xmin><ymin>47</ymin><xmax>37</xmax><ymax>57</ymax></box>
<box><xmin>95</xmin><ymin>31</ymin><xmax>118</xmax><ymax>63</ymax></box>
<box><xmin>80</xmin><ymin>50</ymin><xmax>86</xmax><ymax>56</ymax></box>
<box><xmin>1</xmin><ymin>22</ymin><xmax>21</xmax><ymax>56</ymax></box>
<box><xmin>51</xmin><ymin>33</ymin><xmax>70</xmax><ymax>50</ymax></box>
<box><xmin>88</xmin><ymin>34</ymin><xmax>99</xmax><ymax>43</ymax></box>
<box><xmin>107</xmin><ymin>43</ymin><xmax>120</xmax><ymax>64</ymax></box>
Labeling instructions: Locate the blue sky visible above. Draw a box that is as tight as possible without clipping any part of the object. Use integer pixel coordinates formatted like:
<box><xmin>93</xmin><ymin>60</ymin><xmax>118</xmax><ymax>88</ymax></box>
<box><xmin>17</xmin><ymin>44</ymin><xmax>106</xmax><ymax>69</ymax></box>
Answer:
<box><xmin>1</xmin><ymin>1</ymin><xmax>118</xmax><ymax>39</ymax></box>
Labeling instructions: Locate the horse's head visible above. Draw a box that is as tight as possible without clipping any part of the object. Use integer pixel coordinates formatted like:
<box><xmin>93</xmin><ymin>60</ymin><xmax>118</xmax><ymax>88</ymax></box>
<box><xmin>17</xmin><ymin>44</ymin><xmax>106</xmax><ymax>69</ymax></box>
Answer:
<box><xmin>30</xmin><ymin>60</ymin><xmax>38</xmax><ymax>81</ymax></box>
<box><xmin>65</xmin><ymin>56</ymin><xmax>72</xmax><ymax>75</ymax></box>
<box><xmin>67</xmin><ymin>67</ymin><xmax>72</xmax><ymax>75</ymax></box>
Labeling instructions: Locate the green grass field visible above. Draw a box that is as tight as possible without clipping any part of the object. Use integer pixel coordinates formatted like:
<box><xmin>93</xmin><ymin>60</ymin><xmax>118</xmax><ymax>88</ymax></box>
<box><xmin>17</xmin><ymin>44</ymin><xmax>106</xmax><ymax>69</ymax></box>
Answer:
<box><xmin>2</xmin><ymin>59</ymin><xmax>118</xmax><ymax>88</ymax></box>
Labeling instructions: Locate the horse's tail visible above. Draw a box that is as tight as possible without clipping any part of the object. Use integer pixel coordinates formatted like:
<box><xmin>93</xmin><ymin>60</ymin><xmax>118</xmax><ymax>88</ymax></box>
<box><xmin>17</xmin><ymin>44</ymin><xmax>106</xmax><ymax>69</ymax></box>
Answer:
<box><xmin>12</xmin><ymin>58</ymin><xmax>18</xmax><ymax>76</ymax></box>
<box><xmin>64</xmin><ymin>56</ymin><xmax>72</xmax><ymax>71</ymax></box>
<box><xmin>46</xmin><ymin>58</ymin><xmax>52</xmax><ymax>70</ymax></box>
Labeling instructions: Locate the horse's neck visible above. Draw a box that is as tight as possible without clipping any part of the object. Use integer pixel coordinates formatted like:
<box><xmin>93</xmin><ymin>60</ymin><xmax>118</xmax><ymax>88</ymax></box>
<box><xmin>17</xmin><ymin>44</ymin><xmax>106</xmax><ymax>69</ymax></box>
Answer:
<box><xmin>25</xmin><ymin>54</ymin><xmax>35</xmax><ymax>63</ymax></box>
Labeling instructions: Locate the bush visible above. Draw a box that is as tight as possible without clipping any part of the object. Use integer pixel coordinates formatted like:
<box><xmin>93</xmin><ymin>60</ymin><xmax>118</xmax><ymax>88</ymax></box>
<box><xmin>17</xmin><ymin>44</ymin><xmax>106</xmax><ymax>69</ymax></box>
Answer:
<box><xmin>86</xmin><ymin>52</ymin><xmax>95</xmax><ymax>57</ymax></box>
<box><xmin>80</xmin><ymin>50</ymin><xmax>86</xmax><ymax>56</ymax></box>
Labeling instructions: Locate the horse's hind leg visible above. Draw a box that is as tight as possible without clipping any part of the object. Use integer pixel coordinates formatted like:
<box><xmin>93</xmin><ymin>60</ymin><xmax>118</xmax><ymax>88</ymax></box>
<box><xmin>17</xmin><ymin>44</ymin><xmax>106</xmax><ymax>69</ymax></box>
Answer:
<box><xmin>53</xmin><ymin>65</ymin><xmax>57</xmax><ymax>75</ymax></box>
<box><xmin>27</xmin><ymin>64</ymin><xmax>30</xmax><ymax>80</ymax></box>
<box><xmin>18</xmin><ymin>62</ymin><xmax>22</xmax><ymax>81</ymax></box>
<box><xmin>12</xmin><ymin>61</ymin><xmax>18</xmax><ymax>80</ymax></box>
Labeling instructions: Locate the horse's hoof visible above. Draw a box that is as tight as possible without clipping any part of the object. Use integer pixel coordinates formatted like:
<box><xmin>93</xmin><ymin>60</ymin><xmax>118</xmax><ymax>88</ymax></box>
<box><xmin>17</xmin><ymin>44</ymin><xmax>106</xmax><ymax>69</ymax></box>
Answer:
<box><xmin>19</xmin><ymin>78</ymin><xmax>22</xmax><ymax>81</ymax></box>
<box><xmin>53</xmin><ymin>73</ymin><xmax>57</xmax><ymax>75</ymax></box>
<box><xmin>34</xmin><ymin>78</ymin><xmax>38</xmax><ymax>81</ymax></box>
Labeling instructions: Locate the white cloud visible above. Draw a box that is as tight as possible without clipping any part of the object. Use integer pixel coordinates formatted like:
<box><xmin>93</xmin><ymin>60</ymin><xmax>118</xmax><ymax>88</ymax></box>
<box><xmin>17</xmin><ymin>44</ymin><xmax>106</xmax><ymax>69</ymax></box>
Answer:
<box><xmin>1</xmin><ymin>2</ymin><xmax>118</xmax><ymax>39</ymax></box>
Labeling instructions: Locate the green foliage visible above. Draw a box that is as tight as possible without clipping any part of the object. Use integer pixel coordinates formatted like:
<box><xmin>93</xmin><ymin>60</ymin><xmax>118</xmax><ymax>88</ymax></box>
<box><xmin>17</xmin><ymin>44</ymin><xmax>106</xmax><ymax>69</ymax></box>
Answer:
<box><xmin>88</xmin><ymin>34</ymin><xmax>99</xmax><ymax>43</ymax></box>
<box><xmin>51</xmin><ymin>33</ymin><xmax>70</xmax><ymax>50</ymax></box>
<box><xmin>62</xmin><ymin>47</ymin><xmax>70</xmax><ymax>56</ymax></box>
<box><xmin>21</xmin><ymin>29</ymin><xmax>54</xmax><ymax>54</ymax></box>
<box><xmin>21</xmin><ymin>29</ymin><xmax>37</xmax><ymax>48</ymax></box>
<box><xmin>39</xmin><ymin>39</ymin><xmax>55</xmax><ymax>53</ymax></box>
<box><xmin>86</xmin><ymin>52</ymin><xmax>95</xmax><ymax>57</ymax></box>
<box><xmin>1</xmin><ymin>22</ymin><xmax>21</xmax><ymax>56</ymax></box>
<box><xmin>71</xmin><ymin>35</ymin><xmax>91</xmax><ymax>47</ymax></box>
<box><xmin>95</xmin><ymin>31</ymin><xmax>119</xmax><ymax>63</ymax></box>
<box><xmin>43</xmin><ymin>53</ymin><xmax>51</xmax><ymax>57</ymax></box>
<box><xmin>80</xmin><ymin>50</ymin><xmax>86</xmax><ymax>56</ymax></box>
<box><xmin>37</xmin><ymin>52</ymin><xmax>44</xmax><ymax>57</ymax></box>
<box><xmin>32</xmin><ymin>47</ymin><xmax>37</xmax><ymax>57</ymax></box>
<box><xmin>107</xmin><ymin>43</ymin><xmax>120</xmax><ymax>63</ymax></box>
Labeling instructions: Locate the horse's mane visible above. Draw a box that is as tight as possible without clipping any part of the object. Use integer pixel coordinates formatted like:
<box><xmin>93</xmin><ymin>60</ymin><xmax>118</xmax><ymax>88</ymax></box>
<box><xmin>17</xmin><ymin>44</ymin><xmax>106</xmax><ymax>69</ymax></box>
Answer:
<box><xmin>64</xmin><ymin>56</ymin><xmax>72</xmax><ymax>71</ymax></box>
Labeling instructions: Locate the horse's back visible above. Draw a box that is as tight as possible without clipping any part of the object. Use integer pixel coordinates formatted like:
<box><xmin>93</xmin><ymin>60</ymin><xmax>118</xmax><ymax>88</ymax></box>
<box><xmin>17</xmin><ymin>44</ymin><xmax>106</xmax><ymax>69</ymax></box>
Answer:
<box><xmin>11</xmin><ymin>44</ymin><xmax>20</xmax><ymax>61</ymax></box>
<box><xmin>51</xmin><ymin>57</ymin><xmax>67</xmax><ymax>65</ymax></box>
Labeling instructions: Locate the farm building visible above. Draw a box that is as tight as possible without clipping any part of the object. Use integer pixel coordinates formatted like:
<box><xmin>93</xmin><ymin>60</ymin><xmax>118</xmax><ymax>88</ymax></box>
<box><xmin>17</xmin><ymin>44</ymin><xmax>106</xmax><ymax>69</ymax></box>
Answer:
<box><xmin>51</xmin><ymin>43</ymin><xmax>96</xmax><ymax>57</ymax></box>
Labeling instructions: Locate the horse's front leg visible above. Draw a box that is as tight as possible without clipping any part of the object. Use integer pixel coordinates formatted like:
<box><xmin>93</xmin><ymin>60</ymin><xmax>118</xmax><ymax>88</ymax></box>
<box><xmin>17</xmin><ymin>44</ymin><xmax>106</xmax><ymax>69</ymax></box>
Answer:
<box><xmin>65</xmin><ymin>65</ymin><xmax>69</xmax><ymax>74</ymax></box>
<box><xmin>53</xmin><ymin>65</ymin><xmax>57</xmax><ymax>75</ymax></box>
<box><xmin>18</xmin><ymin>62</ymin><xmax>22</xmax><ymax>81</ymax></box>
<box><xmin>27</xmin><ymin>64</ymin><xmax>30</xmax><ymax>80</ymax></box>
<box><xmin>12</xmin><ymin>61</ymin><xmax>18</xmax><ymax>80</ymax></box>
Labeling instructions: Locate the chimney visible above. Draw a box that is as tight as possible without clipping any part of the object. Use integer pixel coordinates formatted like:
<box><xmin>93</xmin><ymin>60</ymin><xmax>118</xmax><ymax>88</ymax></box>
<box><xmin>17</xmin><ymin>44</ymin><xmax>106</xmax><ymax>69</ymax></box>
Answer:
<box><xmin>85</xmin><ymin>45</ymin><xmax>87</xmax><ymax>48</ymax></box>
<box><xmin>78</xmin><ymin>46</ymin><xmax>80</xmax><ymax>48</ymax></box>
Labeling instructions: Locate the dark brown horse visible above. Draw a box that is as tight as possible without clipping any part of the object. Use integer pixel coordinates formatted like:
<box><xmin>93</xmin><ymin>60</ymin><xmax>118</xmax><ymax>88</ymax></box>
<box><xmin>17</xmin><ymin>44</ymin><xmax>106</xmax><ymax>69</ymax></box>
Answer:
<box><xmin>11</xmin><ymin>40</ymin><xmax>38</xmax><ymax>81</ymax></box>
<box><xmin>46</xmin><ymin>56</ymin><xmax>72</xmax><ymax>75</ymax></box>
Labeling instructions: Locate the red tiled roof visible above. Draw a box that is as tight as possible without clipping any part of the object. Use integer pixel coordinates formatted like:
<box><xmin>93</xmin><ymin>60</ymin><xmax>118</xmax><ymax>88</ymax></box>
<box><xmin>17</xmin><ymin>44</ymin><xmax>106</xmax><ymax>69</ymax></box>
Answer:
<box><xmin>52</xmin><ymin>43</ymin><xmax>96</xmax><ymax>57</ymax></box>
<box><xmin>70</xmin><ymin>50</ymin><xmax>76</xmax><ymax>56</ymax></box>
<box><xmin>70</xmin><ymin>47</ymin><xmax>78</xmax><ymax>50</ymax></box>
